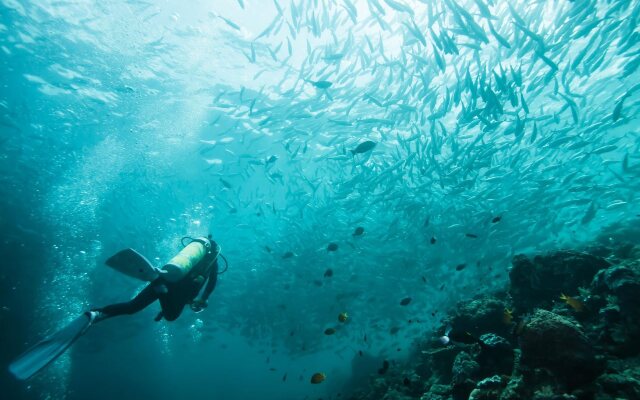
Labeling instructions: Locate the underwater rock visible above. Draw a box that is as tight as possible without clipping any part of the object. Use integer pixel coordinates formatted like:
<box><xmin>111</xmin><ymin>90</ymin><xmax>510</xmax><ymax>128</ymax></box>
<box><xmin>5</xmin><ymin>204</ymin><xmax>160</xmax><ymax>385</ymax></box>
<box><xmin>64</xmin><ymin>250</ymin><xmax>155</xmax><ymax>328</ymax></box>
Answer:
<box><xmin>519</xmin><ymin>309</ymin><xmax>603</xmax><ymax>388</ymax></box>
<box><xmin>419</xmin><ymin>384</ymin><xmax>451</xmax><ymax>400</ymax></box>
<box><xmin>479</xmin><ymin>333</ymin><xmax>511</xmax><ymax>350</ymax></box>
<box><xmin>360</xmin><ymin>248</ymin><xmax>640</xmax><ymax>400</ymax></box>
<box><xmin>381</xmin><ymin>388</ymin><xmax>415</xmax><ymax>400</ymax></box>
<box><xmin>531</xmin><ymin>387</ymin><xmax>577</xmax><ymax>400</ymax></box>
<box><xmin>478</xmin><ymin>334</ymin><xmax>514</xmax><ymax>377</ymax></box>
<box><xmin>384</xmin><ymin>370</ymin><xmax>426</xmax><ymax>399</ymax></box>
<box><xmin>451</xmin><ymin>351</ymin><xmax>480</xmax><ymax>400</ymax></box>
<box><xmin>444</xmin><ymin>294</ymin><xmax>511</xmax><ymax>338</ymax></box>
<box><xmin>509</xmin><ymin>251</ymin><xmax>609</xmax><ymax>312</ymax></box>
<box><xmin>590</xmin><ymin>262</ymin><xmax>640</xmax><ymax>356</ymax></box>
<box><xmin>499</xmin><ymin>373</ymin><xmax>526</xmax><ymax>400</ymax></box>
<box><xmin>595</xmin><ymin>372</ymin><xmax>640</xmax><ymax>399</ymax></box>
<box><xmin>598</xmin><ymin>303</ymin><xmax>621</xmax><ymax>324</ymax></box>
<box><xmin>582</xmin><ymin>244</ymin><xmax>617</xmax><ymax>259</ymax></box>
<box><xmin>591</xmin><ymin>262</ymin><xmax>640</xmax><ymax>311</ymax></box>
<box><xmin>423</xmin><ymin>346</ymin><xmax>463</xmax><ymax>383</ymax></box>
<box><xmin>476</xmin><ymin>375</ymin><xmax>504</xmax><ymax>389</ymax></box>
<box><xmin>468</xmin><ymin>375</ymin><xmax>505</xmax><ymax>400</ymax></box>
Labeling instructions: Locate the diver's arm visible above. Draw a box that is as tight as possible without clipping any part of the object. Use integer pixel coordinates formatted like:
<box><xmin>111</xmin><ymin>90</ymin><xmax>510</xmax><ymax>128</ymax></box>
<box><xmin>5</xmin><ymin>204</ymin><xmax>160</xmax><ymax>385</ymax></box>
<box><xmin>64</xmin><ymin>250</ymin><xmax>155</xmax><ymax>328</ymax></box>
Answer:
<box><xmin>201</xmin><ymin>258</ymin><xmax>219</xmax><ymax>300</ymax></box>
<box><xmin>191</xmin><ymin>258</ymin><xmax>218</xmax><ymax>312</ymax></box>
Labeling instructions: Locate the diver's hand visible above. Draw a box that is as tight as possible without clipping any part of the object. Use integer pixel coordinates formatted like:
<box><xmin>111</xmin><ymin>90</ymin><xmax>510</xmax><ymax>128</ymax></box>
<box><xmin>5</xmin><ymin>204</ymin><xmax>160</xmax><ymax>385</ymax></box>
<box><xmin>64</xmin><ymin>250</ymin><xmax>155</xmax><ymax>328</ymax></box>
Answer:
<box><xmin>190</xmin><ymin>299</ymin><xmax>208</xmax><ymax>313</ymax></box>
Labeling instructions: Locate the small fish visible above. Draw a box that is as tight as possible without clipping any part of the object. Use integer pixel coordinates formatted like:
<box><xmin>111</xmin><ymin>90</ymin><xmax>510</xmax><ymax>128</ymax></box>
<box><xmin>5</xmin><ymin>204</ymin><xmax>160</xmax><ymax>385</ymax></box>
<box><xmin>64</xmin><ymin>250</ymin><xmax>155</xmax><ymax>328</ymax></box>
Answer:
<box><xmin>308</xmin><ymin>80</ymin><xmax>332</xmax><ymax>89</ymax></box>
<box><xmin>282</xmin><ymin>251</ymin><xmax>294</xmax><ymax>259</ymax></box>
<box><xmin>282</xmin><ymin>373</ymin><xmax>287</xmax><ymax>382</ymax></box>
<box><xmin>327</xmin><ymin>242</ymin><xmax>339</xmax><ymax>251</ymax></box>
<box><xmin>266</xmin><ymin>155</ymin><xmax>278</xmax><ymax>164</ymax></box>
<box><xmin>612</xmin><ymin>92</ymin><xmax>630</xmax><ymax>121</ymax></box>
<box><xmin>591</xmin><ymin>144</ymin><xmax>618</xmax><ymax>154</ymax></box>
<box><xmin>503</xmin><ymin>309</ymin><xmax>513</xmax><ymax>325</ymax></box>
<box><xmin>581</xmin><ymin>202</ymin><xmax>597</xmax><ymax>225</ymax></box>
<box><xmin>351</xmin><ymin>140</ymin><xmax>377</xmax><ymax>155</ymax></box>
<box><xmin>352</xmin><ymin>226</ymin><xmax>365</xmax><ymax>236</ymax></box>
<box><xmin>264</xmin><ymin>246</ymin><xmax>272</xmax><ymax>253</ymax></box>
<box><xmin>400</xmin><ymin>297</ymin><xmax>412</xmax><ymax>306</ymax></box>
<box><xmin>389</xmin><ymin>326</ymin><xmax>400</xmax><ymax>334</ymax></box>
<box><xmin>383</xmin><ymin>0</ymin><xmax>414</xmax><ymax>15</ymax></box>
<box><xmin>439</xmin><ymin>329</ymin><xmax>455</xmax><ymax>348</ymax></box>
<box><xmin>455</xmin><ymin>263</ymin><xmax>466</xmax><ymax>271</ymax></box>
<box><xmin>310</xmin><ymin>372</ymin><xmax>326</xmax><ymax>384</ymax></box>
<box><xmin>220</xmin><ymin>178</ymin><xmax>233</xmax><ymax>189</ymax></box>
<box><xmin>338</xmin><ymin>312</ymin><xmax>349</xmax><ymax>322</ymax></box>
<box><xmin>430</xmin><ymin>236</ymin><xmax>437</xmax><ymax>244</ymax></box>
<box><xmin>378</xmin><ymin>360</ymin><xmax>390</xmax><ymax>374</ymax></box>
<box><xmin>465</xmin><ymin>233</ymin><xmax>478</xmax><ymax>238</ymax></box>
<box><xmin>324</xmin><ymin>328</ymin><xmax>336</xmax><ymax>335</ymax></box>
<box><xmin>492</xmin><ymin>216</ymin><xmax>502</xmax><ymax>223</ymax></box>
<box><xmin>323</xmin><ymin>268</ymin><xmax>333</xmax><ymax>278</ymax></box>
<box><xmin>219</xmin><ymin>15</ymin><xmax>241</xmax><ymax>31</ymax></box>
<box><xmin>560</xmin><ymin>293</ymin><xmax>585</xmax><ymax>312</ymax></box>
<box><xmin>403</xmin><ymin>377</ymin><xmax>411</xmax><ymax>386</ymax></box>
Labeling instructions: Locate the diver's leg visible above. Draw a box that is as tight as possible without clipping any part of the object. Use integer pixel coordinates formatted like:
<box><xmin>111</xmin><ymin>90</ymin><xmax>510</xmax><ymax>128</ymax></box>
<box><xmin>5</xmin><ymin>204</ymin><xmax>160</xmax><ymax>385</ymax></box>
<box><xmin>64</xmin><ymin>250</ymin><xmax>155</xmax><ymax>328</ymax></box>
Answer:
<box><xmin>158</xmin><ymin>277</ymin><xmax>205</xmax><ymax>321</ymax></box>
<box><xmin>92</xmin><ymin>284</ymin><xmax>159</xmax><ymax>322</ymax></box>
<box><xmin>158</xmin><ymin>292</ymin><xmax>187</xmax><ymax>321</ymax></box>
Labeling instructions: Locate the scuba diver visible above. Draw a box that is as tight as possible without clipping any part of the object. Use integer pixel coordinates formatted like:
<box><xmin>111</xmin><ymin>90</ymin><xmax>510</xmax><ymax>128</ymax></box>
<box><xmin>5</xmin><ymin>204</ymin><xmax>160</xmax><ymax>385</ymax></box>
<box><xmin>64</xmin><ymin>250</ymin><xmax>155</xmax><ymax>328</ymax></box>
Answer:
<box><xmin>91</xmin><ymin>234</ymin><xmax>222</xmax><ymax>323</ymax></box>
<box><xmin>9</xmin><ymin>234</ymin><xmax>227</xmax><ymax>381</ymax></box>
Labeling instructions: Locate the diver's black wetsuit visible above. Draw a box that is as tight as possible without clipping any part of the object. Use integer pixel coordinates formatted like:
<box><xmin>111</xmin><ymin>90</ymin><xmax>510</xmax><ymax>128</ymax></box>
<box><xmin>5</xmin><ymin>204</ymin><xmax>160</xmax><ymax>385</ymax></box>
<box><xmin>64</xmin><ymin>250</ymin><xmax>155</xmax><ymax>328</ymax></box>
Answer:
<box><xmin>96</xmin><ymin>248</ymin><xmax>219</xmax><ymax>321</ymax></box>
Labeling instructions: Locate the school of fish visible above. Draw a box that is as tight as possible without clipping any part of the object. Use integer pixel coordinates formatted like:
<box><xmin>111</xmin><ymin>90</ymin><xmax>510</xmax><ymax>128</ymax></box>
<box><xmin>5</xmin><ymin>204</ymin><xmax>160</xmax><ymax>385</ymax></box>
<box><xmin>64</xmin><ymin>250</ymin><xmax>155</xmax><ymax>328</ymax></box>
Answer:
<box><xmin>1</xmin><ymin>0</ymin><xmax>639</xmax><ymax>397</ymax></box>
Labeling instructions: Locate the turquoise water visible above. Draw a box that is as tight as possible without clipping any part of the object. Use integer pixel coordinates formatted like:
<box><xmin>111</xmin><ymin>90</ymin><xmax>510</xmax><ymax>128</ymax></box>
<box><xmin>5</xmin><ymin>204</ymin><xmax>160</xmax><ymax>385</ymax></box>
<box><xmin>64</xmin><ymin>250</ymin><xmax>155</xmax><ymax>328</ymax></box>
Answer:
<box><xmin>0</xmin><ymin>0</ymin><xmax>638</xmax><ymax>399</ymax></box>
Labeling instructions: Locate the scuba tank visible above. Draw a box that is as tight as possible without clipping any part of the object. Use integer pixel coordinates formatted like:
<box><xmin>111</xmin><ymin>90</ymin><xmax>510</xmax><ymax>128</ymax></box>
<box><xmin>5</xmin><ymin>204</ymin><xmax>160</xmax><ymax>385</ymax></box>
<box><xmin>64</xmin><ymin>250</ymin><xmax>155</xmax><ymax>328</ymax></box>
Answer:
<box><xmin>161</xmin><ymin>236</ymin><xmax>214</xmax><ymax>282</ymax></box>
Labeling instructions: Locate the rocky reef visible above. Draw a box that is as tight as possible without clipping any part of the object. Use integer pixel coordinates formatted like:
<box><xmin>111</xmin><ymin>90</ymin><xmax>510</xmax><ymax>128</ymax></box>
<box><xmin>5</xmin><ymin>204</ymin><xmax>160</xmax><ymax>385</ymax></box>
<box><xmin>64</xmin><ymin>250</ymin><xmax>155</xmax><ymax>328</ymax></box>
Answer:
<box><xmin>351</xmin><ymin>245</ymin><xmax>640</xmax><ymax>400</ymax></box>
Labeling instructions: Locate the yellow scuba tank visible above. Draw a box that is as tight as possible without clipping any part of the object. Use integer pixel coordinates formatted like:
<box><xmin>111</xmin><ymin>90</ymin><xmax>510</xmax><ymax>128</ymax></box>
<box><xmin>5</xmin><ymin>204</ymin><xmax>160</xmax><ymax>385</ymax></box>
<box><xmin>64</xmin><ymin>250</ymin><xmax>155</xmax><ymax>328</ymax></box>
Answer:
<box><xmin>161</xmin><ymin>237</ymin><xmax>211</xmax><ymax>282</ymax></box>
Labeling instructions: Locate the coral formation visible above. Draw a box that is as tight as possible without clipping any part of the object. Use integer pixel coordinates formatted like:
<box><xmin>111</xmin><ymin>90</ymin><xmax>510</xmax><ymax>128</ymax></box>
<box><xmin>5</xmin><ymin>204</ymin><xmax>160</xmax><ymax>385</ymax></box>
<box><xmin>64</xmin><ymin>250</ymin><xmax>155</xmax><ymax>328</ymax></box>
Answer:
<box><xmin>509</xmin><ymin>251</ymin><xmax>609</xmax><ymax>312</ymax></box>
<box><xmin>351</xmin><ymin>245</ymin><xmax>640</xmax><ymax>400</ymax></box>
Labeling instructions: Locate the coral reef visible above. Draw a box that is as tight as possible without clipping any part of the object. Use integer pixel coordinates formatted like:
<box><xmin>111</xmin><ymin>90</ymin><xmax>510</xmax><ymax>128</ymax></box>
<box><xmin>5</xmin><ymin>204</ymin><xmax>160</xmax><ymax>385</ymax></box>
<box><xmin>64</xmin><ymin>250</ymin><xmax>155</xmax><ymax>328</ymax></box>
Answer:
<box><xmin>518</xmin><ymin>309</ymin><xmax>603</xmax><ymax>388</ymax></box>
<box><xmin>509</xmin><ymin>251</ymin><xmax>609</xmax><ymax>313</ymax></box>
<box><xmin>351</xmin><ymin>245</ymin><xmax>640</xmax><ymax>400</ymax></box>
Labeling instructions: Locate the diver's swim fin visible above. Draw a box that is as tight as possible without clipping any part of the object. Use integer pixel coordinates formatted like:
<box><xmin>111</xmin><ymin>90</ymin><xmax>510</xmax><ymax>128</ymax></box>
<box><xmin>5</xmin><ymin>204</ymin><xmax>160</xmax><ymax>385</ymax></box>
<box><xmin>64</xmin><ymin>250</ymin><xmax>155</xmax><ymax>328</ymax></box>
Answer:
<box><xmin>9</xmin><ymin>313</ymin><xmax>94</xmax><ymax>380</ymax></box>
<box><xmin>105</xmin><ymin>248</ymin><xmax>160</xmax><ymax>282</ymax></box>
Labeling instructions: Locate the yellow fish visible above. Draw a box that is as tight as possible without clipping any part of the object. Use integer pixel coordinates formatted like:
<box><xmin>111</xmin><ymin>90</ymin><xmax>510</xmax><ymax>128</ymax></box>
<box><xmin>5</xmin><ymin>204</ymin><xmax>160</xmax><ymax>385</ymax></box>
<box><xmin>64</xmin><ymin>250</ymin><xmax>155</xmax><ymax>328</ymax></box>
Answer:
<box><xmin>560</xmin><ymin>293</ymin><xmax>585</xmax><ymax>312</ymax></box>
<box><xmin>310</xmin><ymin>372</ymin><xmax>326</xmax><ymax>384</ymax></box>
<box><xmin>338</xmin><ymin>312</ymin><xmax>348</xmax><ymax>323</ymax></box>
<box><xmin>503</xmin><ymin>308</ymin><xmax>513</xmax><ymax>325</ymax></box>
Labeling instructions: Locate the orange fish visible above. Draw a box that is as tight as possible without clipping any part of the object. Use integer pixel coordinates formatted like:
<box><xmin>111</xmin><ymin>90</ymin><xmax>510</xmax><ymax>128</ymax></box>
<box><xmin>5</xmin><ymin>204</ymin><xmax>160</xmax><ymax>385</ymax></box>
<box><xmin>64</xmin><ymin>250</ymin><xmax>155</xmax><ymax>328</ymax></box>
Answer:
<box><xmin>560</xmin><ymin>293</ymin><xmax>585</xmax><ymax>312</ymax></box>
<box><xmin>338</xmin><ymin>312</ymin><xmax>349</xmax><ymax>322</ymax></box>
<box><xmin>310</xmin><ymin>372</ymin><xmax>326</xmax><ymax>384</ymax></box>
<box><xmin>503</xmin><ymin>309</ymin><xmax>513</xmax><ymax>325</ymax></box>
